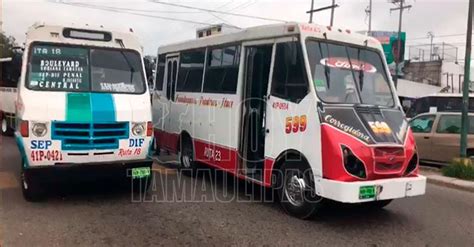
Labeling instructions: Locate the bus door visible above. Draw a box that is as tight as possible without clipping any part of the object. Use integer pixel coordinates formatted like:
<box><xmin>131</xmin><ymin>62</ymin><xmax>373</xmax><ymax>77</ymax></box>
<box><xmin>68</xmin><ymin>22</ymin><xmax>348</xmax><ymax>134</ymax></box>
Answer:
<box><xmin>163</xmin><ymin>55</ymin><xmax>179</xmax><ymax>151</ymax></box>
<box><xmin>240</xmin><ymin>44</ymin><xmax>273</xmax><ymax>181</ymax></box>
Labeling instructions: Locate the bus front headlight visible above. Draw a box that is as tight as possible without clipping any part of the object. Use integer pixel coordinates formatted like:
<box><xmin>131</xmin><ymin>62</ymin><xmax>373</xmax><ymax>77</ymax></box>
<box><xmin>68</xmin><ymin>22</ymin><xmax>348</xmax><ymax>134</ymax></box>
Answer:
<box><xmin>32</xmin><ymin>123</ymin><xmax>48</xmax><ymax>137</ymax></box>
<box><xmin>132</xmin><ymin>123</ymin><xmax>146</xmax><ymax>136</ymax></box>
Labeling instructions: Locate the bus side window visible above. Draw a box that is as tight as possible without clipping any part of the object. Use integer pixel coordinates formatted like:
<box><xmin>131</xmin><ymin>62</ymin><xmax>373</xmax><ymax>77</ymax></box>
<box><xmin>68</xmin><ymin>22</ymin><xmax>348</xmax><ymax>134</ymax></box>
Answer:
<box><xmin>176</xmin><ymin>50</ymin><xmax>205</xmax><ymax>92</ymax></box>
<box><xmin>203</xmin><ymin>45</ymin><xmax>240</xmax><ymax>94</ymax></box>
<box><xmin>270</xmin><ymin>41</ymin><xmax>309</xmax><ymax>103</ymax></box>
<box><xmin>155</xmin><ymin>54</ymin><xmax>165</xmax><ymax>91</ymax></box>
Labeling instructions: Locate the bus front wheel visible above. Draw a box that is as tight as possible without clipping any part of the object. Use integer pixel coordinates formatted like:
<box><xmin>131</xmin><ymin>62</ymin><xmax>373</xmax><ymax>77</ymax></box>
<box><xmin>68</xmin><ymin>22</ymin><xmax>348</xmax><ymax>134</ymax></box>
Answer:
<box><xmin>1</xmin><ymin>113</ymin><xmax>13</xmax><ymax>136</ymax></box>
<box><xmin>277</xmin><ymin>161</ymin><xmax>322</xmax><ymax>219</ymax></box>
<box><xmin>21</xmin><ymin>163</ymin><xmax>46</xmax><ymax>202</ymax></box>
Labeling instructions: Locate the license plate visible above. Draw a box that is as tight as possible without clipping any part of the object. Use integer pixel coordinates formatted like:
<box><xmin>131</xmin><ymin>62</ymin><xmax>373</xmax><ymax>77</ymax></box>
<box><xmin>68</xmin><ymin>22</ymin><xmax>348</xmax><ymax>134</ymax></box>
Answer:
<box><xmin>132</xmin><ymin>167</ymin><xmax>151</xmax><ymax>179</ymax></box>
<box><xmin>359</xmin><ymin>185</ymin><xmax>376</xmax><ymax>199</ymax></box>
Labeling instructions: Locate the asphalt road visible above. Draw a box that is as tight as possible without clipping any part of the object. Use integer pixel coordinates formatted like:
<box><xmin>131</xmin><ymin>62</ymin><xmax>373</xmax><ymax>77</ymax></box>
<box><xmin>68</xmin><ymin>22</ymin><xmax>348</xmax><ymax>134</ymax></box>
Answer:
<box><xmin>1</xmin><ymin>136</ymin><xmax>474</xmax><ymax>246</ymax></box>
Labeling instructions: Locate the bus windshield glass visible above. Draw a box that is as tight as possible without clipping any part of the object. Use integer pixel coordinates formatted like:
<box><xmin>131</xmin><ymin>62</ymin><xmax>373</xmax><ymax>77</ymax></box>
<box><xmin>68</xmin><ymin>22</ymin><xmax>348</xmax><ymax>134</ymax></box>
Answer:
<box><xmin>27</xmin><ymin>44</ymin><xmax>145</xmax><ymax>94</ymax></box>
<box><xmin>306</xmin><ymin>40</ymin><xmax>395</xmax><ymax>107</ymax></box>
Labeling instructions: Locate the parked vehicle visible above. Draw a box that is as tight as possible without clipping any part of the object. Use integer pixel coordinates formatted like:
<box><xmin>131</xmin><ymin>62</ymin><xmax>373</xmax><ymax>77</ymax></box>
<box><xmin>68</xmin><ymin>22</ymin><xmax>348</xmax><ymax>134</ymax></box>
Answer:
<box><xmin>409</xmin><ymin>112</ymin><xmax>474</xmax><ymax>164</ymax></box>
<box><xmin>0</xmin><ymin>52</ymin><xmax>22</xmax><ymax>136</ymax></box>
<box><xmin>15</xmin><ymin>24</ymin><xmax>153</xmax><ymax>201</ymax></box>
<box><xmin>405</xmin><ymin>93</ymin><xmax>474</xmax><ymax>119</ymax></box>
<box><xmin>152</xmin><ymin>23</ymin><xmax>426</xmax><ymax>219</ymax></box>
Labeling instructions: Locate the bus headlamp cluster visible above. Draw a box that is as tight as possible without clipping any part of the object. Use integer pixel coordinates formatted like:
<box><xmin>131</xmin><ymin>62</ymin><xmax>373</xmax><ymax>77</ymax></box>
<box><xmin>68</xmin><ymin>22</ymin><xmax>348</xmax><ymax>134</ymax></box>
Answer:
<box><xmin>32</xmin><ymin>123</ymin><xmax>48</xmax><ymax>137</ymax></box>
<box><xmin>341</xmin><ymin>145</ymin><xmax>367</xmax><ymax>179</ymax></box>
<box><xmin>132</xmin><ymin>123</ymin><xmax>146</xmax><ymax>136</ymax></box>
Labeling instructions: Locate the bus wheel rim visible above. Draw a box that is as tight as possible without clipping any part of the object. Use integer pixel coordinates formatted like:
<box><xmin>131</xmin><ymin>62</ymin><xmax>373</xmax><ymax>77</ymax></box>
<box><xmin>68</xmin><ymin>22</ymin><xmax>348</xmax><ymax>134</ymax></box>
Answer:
<box><xmin>284</xmin><ymin>175</ymin><xmax>306</xmax><ymax>207</ymax></box>
<box><xmin>21</xmin><ymin>172</ymin><xmax>28</xmax><ymax>190</ymax></box>
<box><xmin>182</xmin><ymin>152</ymin><xmax>191</xmax><ymax>168</ymax></box>
<box><xmin>1</xmin><ymin>118</ymin><xmax>7</xmax><ymax>133</ymax></box>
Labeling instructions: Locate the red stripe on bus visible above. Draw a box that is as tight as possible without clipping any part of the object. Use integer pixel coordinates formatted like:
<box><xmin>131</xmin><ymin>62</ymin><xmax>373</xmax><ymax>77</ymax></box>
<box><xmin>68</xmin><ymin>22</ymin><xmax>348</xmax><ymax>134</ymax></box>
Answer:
<box><xmin>154</xmin><ymin>128</ymin><xmax>275</xmax><ymax>187</ymax></box>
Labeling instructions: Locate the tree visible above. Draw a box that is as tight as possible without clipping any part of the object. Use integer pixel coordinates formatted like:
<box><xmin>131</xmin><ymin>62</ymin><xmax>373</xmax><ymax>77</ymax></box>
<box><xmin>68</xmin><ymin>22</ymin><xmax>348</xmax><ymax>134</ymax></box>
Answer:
<box><xmin>0</xmin><ymin>32</ymin><xmax>23</xmax><ymax>86</ymax></box>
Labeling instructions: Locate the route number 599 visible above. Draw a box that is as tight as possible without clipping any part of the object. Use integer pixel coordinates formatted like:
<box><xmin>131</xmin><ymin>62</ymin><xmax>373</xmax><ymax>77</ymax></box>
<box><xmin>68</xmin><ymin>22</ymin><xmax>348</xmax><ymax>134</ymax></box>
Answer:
<box><xmin>285</xmin><ymin>115</ymin><xmax>307</xmax><ymax>134</ymax></box>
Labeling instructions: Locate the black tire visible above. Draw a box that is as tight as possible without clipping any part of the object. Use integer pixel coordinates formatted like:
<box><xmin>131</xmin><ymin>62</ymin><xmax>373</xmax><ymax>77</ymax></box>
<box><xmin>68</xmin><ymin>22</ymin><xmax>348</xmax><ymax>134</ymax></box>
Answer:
<box><xmin>467</xmin><ymin>150</ymin><xmax>474</xmax><ymax>161</ymax></box>
<box><xmin>179</xmin><ymin>135</ymin><xmax>197</xmax><ymax>176</ymax></box>
<box><xmin>1</xmin><ymin>113</ymin><xmax>13</xmax><ymax>136</ymax></box>
<box><xmin>360</xmin><ymin>199</ymin><xmax>393</xmax><ymax>210</ymax></box>
<box><xmin>276</xmin><ymin>161</ymin><xmax>323</xmax><ymax>219</ymax></box>
<box><xmin>21</xmin><ymin>163</ymin><xmax>46</xmax><ymax>202</ymax></box>
<box><xmin>132</xmin><ymin>174</ymin><xmax>152</xmax><ymax>194</ymax></box>
<box><xmin>153</xmin><ymin>138</ymin><xmax>161</xmax><ymax>156</ymax></box>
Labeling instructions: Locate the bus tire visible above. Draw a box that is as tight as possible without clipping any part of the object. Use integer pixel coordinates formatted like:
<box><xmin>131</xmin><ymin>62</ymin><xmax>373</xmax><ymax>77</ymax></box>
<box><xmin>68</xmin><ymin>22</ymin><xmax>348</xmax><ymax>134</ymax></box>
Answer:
<box><xmin>277</xmin><ymin>161</ymin><xmax>322</xmax><ymax>219</ymax></box>
<box><xmin>1</xmin><ymin>113</ymin><xmax>13</xmax><ymax>136</ymax></box>
<box><xmin>21</xmin><ymin>164</ymin><xmax>46</xmax><ymax>202</ymax></box>
<box><xmin>153</xmin><ymin>138</ymin><xmax>161</xmax><ymax>156</ymax></box>
<box><xmin>179</xmin><ymin>134</ymin><xmax>197</xmax><ymax>176</ymax></box>
<box><xmin>132</xmin><ymin>175</ymin><xmax>152</xmax><ymax>194</ymax></box>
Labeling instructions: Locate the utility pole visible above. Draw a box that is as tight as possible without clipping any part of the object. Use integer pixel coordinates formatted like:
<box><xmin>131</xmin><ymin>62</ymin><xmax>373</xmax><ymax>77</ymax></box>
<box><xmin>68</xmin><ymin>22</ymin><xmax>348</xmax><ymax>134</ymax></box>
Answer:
<box><xmin>309</xmin><ymin>0</ymin><xmax>315</xmax><ymax>23</ymax></box>
<box><xmin>460</xmin><ymin>0</ymin><xmax>473</xmax><ymax>159</ymax></box>
<box><xmin>306</xmin><ymin>1</ymin><xmax>339</xmax><ymax>26</ymax></box>
<box><xmin>390</xmin><ymin>0</ymin><xmax>412</xmax><ymax>88</ymax></box>
<box><xmin>330</xmin><ymin>0</ymin><xmax>336</xmax><ymax>26</ymax></box>
<box><xmin>366</xmin><ymin>0</ymin><xmax>373</xmax><ymax>33</ymax></box>
<box><xmin>428</xmin><ymin>31</ymin><xmax>434</xmax><ymax>61</ymax></box>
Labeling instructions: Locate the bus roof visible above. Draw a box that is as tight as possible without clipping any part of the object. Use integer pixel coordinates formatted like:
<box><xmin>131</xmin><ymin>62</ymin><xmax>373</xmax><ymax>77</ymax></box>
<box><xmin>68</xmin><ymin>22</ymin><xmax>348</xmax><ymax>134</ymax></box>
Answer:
<box><xmin>422</xmin><ymin>93</ymin><xmax>474</xmax><ymax>98</ymax></box>
<box><xmin>158</xmin><ymin>22</ymin><xmax>381</xmax><ymax>54</ymax></box>
<box><xmin>25</xmin><ymin>24</ymin><xmax>143</xmax><ymax>51</ymax></box>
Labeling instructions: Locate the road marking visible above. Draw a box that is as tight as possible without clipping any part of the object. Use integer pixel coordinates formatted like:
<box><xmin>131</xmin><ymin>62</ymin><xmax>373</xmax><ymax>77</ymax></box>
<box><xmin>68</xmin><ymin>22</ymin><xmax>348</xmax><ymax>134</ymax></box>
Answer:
<box><xmin>152</xmin><ymin>163</ymin><xmax>177</xmax><ymax>175</ymax></box>
<box><xmin>0</xmin><ymin>172</ymin><xmax>19</xmax><ymax>190</ymax></box>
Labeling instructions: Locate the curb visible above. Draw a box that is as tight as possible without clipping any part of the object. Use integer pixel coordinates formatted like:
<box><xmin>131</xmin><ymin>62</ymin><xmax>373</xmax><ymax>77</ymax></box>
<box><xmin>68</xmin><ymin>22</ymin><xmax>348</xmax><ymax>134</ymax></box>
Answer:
<box><xmin>420</xmin><ymin>166</ymin><xmax>474</xmax><ymax>193</ymax></box>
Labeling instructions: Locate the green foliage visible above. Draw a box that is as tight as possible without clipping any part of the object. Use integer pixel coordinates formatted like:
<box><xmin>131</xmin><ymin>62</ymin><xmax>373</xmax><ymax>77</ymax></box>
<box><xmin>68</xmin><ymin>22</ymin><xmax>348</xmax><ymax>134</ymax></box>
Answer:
<box><xmin>0</xmin><ymin>32</ymin><xmax>20</xmax><ymax>57</ymax></box>
<box><xmin>442</xmin><ymin>161</ymin><xmax>474</xmax><ymax>181</ymax></box>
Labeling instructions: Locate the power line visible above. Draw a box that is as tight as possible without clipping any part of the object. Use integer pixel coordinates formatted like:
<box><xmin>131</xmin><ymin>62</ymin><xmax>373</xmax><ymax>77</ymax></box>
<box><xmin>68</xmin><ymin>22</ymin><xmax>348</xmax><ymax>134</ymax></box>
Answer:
<box><xmin>148</xmin><ymin>0</ymin><xmax>287</xmax><ymax>23</ymax></box>
<box><xmin>409</xmin><ymin>33</ymin><xmax>471</xmax><ymax>40</ymax></box>
<box><xmin>53</xmin><ymin>1</ymin><xmax>216</xmax><ymax>26</ymax></box>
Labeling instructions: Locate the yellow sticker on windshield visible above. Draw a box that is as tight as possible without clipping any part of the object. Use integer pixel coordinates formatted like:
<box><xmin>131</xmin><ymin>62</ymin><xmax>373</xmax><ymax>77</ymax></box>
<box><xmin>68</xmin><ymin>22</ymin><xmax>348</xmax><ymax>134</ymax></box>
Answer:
<box><xmin>368</xmin><ymin>121</ymin><xmax>392</xmax><ymax>135</ymax></box>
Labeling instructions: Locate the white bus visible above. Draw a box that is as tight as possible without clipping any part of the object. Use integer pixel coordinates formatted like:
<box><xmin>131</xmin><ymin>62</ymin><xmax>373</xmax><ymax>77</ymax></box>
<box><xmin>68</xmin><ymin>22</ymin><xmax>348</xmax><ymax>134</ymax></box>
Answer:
<box><xmin>0</xmin><ymin>54</ymin><xmax>22</xmax><ymax>136</ymax></box>
<box><xmin>152</xmin><ymin>23</ymin><xmax>426</xmax><ymax>218</ymax></box>
<box><xmin>16</xmin><ymin>24</ymin><xmax>153</xmax><ymax>201</ymax></box>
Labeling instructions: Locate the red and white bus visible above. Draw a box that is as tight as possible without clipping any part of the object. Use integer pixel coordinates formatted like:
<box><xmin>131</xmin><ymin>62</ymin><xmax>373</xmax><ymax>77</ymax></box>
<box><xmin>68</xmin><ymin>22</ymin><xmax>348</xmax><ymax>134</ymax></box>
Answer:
<box><xmin>152</xmin><ymin>23</ymin><xmax>426</xmax><ymax>218</ymax></box>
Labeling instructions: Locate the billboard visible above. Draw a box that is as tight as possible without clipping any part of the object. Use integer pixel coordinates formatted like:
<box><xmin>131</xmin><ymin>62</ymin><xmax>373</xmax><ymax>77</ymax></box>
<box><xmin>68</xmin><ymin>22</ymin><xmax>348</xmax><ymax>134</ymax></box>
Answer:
<box><xmin>367</xmin><ymin>31</ymin><xmax>406</xmax><ymax>77</ymax></box>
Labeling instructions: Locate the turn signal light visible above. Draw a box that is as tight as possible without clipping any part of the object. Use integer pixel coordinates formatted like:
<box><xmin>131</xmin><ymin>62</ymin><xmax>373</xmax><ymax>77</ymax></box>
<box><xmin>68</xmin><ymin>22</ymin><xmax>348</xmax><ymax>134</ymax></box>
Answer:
<box><xmin>146</xmin><ymin>121</ymin><xmax>153</xmax><ymax>136</ymax></box>
<box><xmin>20</xmin><ymin>120</ymin><xmax>29</xmax><ymax>137</ymax></box>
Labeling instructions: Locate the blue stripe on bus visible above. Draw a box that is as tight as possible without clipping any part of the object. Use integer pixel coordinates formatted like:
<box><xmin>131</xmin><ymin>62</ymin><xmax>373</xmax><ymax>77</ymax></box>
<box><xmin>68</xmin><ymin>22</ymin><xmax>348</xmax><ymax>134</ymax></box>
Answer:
<box><xmin>90</xmin><ymin>93</ymin><xmax>116</xmax><ymax>122</ymax></box>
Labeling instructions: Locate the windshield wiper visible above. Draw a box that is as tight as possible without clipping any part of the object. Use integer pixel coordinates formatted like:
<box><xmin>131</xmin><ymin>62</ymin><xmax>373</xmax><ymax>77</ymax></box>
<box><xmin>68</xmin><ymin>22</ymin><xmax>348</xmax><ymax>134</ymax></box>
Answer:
<box><xmin>357</xmin><ymin>40</ymin><xmax>369</xmax><ymax>91</ymax></box>
<box><xmin>120</xmin><ymin>51</ymin><xmax>135</xmax><ymax>84</ymax></box>
<box><xmin>318</xmin><ymin>40</ymin><xmax>330</xmax><ymax>89</ymax></box>
<box><xmin>344</xmin><ymin>46</ymin><xmax>362</xmax><ymax>103</ymax></box>
<box><xmin>357</xmin><ymin>49</ymin><xmax>364</xmax><ymax>91</ymax></box>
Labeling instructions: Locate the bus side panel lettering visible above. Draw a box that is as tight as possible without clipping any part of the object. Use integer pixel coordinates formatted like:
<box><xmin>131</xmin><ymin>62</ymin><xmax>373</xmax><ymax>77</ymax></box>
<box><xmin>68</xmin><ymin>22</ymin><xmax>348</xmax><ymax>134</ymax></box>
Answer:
<box><xmin>193</xmin><ymin>140</ymin><xmax>237</xmax><ymax>172</ymax></box>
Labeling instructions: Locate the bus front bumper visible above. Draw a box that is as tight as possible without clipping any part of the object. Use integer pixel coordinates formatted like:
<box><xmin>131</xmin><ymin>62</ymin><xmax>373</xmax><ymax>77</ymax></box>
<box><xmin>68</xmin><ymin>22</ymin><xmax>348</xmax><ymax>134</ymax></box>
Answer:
<box><xmin>319</xmin><ymin>175</ymin><xmax>427</xmax><ymax>203</ymax></box>
<box><xmin>24</xmin><ymin>159</ymin><xmax>153</xmax><ymax>184</ymax></box>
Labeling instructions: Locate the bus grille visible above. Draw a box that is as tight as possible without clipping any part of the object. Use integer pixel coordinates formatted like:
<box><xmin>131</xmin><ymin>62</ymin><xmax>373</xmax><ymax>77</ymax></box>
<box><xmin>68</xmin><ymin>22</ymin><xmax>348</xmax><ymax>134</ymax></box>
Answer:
<box><xmin>52</xmin><ymin>122</ymin><xmax>129</xmax><ymax>151</ymax></box>
<box><xmin>373</xmin><ymin>147</ymin><xmax>405</xmax><ymax>174</ymax></box>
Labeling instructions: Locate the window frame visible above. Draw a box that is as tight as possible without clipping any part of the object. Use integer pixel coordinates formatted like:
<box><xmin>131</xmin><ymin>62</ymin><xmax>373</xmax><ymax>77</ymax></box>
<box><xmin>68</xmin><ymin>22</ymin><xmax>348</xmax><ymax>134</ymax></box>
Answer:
<box><xmin>202</xmin><ymin>43</ymin><xmax>242</xmax><ymax>94</ymax></box>
<box><xmin>154</xmin><ymin>54</ymin><xmax>166</xmax><ymax>91</ymax></box>
<box><xmin>175</xmin><ymin>48</ymin><xmax>206</xmax><ymax>93</ymax></box>
<box><xmin>409</xmin><ymin>114</ymin><xmax>436</xmax><ymax>134</ymax></box>
<box><xmin>25</xmin><ymin>41</ymin><xmax>147</xmax><ymax>95</ymax></box>
<box><xmin>435</xmin><ymin>114</ymin><xmax>465</xmax><ymax>134</ymax></box>
<box><xmin>270</xmin><ymin>40</ymin><xmax>310</xmax><ymax>103</ymax></box>
<box><xmin>304</xmin><ymin>37</ymin><xmax>396</xmax><ymax>108</ymax></box>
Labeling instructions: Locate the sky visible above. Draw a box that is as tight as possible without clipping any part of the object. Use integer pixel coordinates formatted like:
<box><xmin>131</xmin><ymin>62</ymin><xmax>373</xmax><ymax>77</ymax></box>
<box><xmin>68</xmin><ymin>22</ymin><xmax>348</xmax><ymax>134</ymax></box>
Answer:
<box><xmin>2</xmin><ymin>0</ymin><xmax>473</xmax><ymax>57</ymax></box>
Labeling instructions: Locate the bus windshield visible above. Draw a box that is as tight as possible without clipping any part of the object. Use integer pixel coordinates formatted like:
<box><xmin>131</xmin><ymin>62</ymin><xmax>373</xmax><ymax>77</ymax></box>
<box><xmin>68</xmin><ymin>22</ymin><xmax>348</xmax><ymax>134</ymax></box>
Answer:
<box><xmin>306</xmin><ymin>40</ymin><xmax>395</xmax><ymax>107</ymax></box>
<box><xmin>27</xmin><ymin>43</ymin><xmax>145</xmax><ymax>94</ymax></box>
